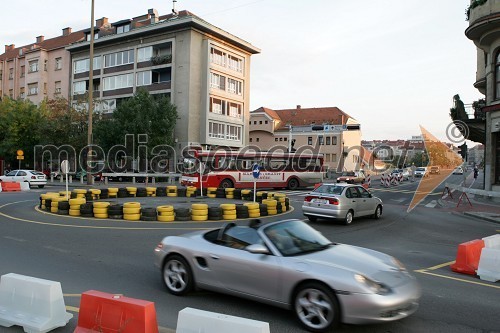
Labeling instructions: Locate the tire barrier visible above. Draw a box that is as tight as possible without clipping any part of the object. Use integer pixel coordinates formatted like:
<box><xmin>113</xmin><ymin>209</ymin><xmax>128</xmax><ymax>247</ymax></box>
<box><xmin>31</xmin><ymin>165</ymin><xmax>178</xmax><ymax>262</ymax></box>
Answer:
<box><xmin>191</xmin><ymin>203</ymin><xmax>208</xmax><ymax>221</ymax></box>
<box><xmin>89</xmin><ymin>189</ymin><xmax>101</xmax><ymax>200</ymax></box>
<box><xmin>39</xmin><ymin>187</ymin><xmax>291</xmax><ymax>222</ymax></box>
<box><xmin>176</xmin><ymin>307</ymin><xmax>270</xmax><ymax>333</ymax></box>
<box><xmin>126</xmin><ymin>187</ymin><xmax>137</xmax><ymax>197</ymax></box>
<box><xmin>74</xmin><ymin>290</ymin><xmax>158</xmax><ymax>333</ymax></box>
<box><xmin>451</xmin><ymin>239</ymin><xmax>485</xmax><ymax>275</ymax></box>
<box><xmin>93</xmin><ymin>201</ymin><xmax>110</xmax><ymax>219</ymax></box>
<box><xmin>123</xmin><ymin>202</ymin><xmax>141</xmax><ymax>221</ymax></box>
<box><xmin>166</xmin><ymin>186</ymin><xmax>178</xmax><ymax>197</ymax></box>
<box><xmin>207</xmin><ymin>187</ymin><xmax>217</xmax><ymax>198</ymax></box>
<box><xmin>0</xmin><ymin>273</ymin><xmax>73</xmax><ymax>333</ymax></box>
<box><xmin>99</xmin><ymin>188</ymin><xmax>109</xmax><ymax>199</ymax></box>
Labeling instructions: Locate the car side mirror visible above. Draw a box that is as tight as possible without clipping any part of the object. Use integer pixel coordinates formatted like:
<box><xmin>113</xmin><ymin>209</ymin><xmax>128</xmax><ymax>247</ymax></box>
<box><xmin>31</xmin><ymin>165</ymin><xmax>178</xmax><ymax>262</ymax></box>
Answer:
<box><xmin>246</xmin><ymin>244</ymin><xmax>270</xmax><ymax>254</ymax></box>
<box><xmin>368</xmin><ymin>193</ymin><xmax>373</xmax><ymax>198</ymax></box>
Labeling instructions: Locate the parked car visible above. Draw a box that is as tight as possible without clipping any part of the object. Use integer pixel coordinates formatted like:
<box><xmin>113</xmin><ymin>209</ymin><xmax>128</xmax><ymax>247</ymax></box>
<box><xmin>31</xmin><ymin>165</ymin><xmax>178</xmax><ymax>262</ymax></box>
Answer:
<box><xmin>302</xmin><ymin>183</ymin><xmax>383</xmax><ymax>224</ymax></box>
<box><xmin>154</xmin><ymin>219</ymin><xmax>421</xmax><ymax>333</ymax></box>
<box><xmin>75</xmin><ymin>170</ymin><xmax>102</xmax><ymax>181</ymax></box>
<box><xmin>414</xmin><ymin>167</ymin><xmax>427</xmax><ymax>178</ymax></box>
<box><xmin>429</xmin><ymin>166</ymin><xmax>440</xmax><ymax>175</ymax></box>
<box><xmin>336</xmin><ymin>170</ymin><xmax>365</xmax><ymax>184</ymax></box>
<box><xmin>453</xmin><ymin>166</ymin><xmax>464</xmax><ymax>175</ymax></box>
<box><xmin>0</xmin><ymin>169</ymin><xmax>47</xmax><ymax>188</ymax></box>
<box><xmin>391</xmin><ymin>168</ymin><xmax>409</xmax><ymax>180</ymax></box>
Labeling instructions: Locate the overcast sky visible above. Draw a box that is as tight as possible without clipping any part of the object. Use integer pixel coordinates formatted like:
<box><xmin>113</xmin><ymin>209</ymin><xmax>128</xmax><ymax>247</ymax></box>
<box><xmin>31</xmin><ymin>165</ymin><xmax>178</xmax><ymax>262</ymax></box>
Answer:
<box><xmin>0</xmin><ymin>0</ymin><xmax>482</xmax><ymax>143</ymax></box>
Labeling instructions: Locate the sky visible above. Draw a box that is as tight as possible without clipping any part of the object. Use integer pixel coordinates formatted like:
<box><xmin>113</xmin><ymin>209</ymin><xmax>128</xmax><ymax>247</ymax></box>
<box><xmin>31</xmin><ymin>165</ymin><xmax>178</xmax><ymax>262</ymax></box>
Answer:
<box><xmin>0</xmin><ymin>0</ymin><xmax>483</xmax><ymax>143</ymax></box>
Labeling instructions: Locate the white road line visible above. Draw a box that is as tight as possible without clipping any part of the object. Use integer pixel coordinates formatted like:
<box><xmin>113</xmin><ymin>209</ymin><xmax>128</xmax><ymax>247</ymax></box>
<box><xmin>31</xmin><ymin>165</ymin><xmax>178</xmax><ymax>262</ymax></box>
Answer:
<box><xmin>425</xmin><ymin>200</ymin><xmax>437</xmax><ymax>208</ymax></box>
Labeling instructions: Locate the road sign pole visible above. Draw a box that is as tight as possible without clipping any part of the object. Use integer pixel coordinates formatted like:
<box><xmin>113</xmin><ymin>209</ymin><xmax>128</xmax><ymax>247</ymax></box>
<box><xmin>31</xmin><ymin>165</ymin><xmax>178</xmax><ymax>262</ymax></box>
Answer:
<box><xmin>253</xmin><ymin>179</ymin><xmax>256</xmax><ymax>202</ymax></box>
<box><xmin>252</xmin><ymin>163</ymin><xmax>260</xmax><ymax>202</ymax></box>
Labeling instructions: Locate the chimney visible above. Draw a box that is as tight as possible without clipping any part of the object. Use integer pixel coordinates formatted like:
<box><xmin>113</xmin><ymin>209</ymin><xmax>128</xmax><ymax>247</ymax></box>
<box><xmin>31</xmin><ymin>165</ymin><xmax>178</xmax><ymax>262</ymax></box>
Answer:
<box><xmin>4</xmin><ymin>44</ymin><xmax>15</xmax><ymax>52</ymax></box>
<box><xmin>148</xmin><ymin>8</ymin><xmax>159</xmax><ymax>24</ymax></box>
<box><xmin>62</xmin><ymin>27</ymin><xmax>72</xmax><ymax>36</ymax></box>
<box><xmin>96</xmin><ymin>17</ymin><xmax>109</xmax><ymax>28</ymax></box>
<box><xmin>296</xmin><ymin>105</ymin><xmax>301</xmax><ymax>110</ymax></box>
<box><xmin>36</xmin><ymin>36</ymin><xmax>44</xmax><ymax>43</ymax></box>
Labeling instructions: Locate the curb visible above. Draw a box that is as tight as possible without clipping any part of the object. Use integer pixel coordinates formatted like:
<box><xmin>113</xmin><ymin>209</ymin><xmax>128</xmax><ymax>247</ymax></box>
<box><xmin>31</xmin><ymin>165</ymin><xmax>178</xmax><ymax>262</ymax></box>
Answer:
<box><xmin>463</xmin><ymin>212</ymin><xmax>500</xmax><ymax>224</ymax></box>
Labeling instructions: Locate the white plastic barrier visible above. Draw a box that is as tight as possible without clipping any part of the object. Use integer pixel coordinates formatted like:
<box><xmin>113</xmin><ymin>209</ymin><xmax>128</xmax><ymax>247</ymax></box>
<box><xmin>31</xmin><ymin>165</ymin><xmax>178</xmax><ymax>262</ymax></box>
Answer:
<box><xmin>482</xmin><ymin>234</ymin><xmax>500</xmax><ymax>249</ymax></box>
<box><xmin>0</xmin><ymin>273</ymin><xmax>73</xmax><ymax>333</ymax></box>
<box><xmin>177</xmin><ymin>307</ymin><xmax>270</xmax><ymax>333</ymax></box>
<box><xmin>20</xmin><ymin>182</ymin><xmax>31</xmax><ymax>191</ymax></box>
<box><xmin>476</xmin><ymin>248</ymin><xmax>500</xmax><ymax>282</ymax></box>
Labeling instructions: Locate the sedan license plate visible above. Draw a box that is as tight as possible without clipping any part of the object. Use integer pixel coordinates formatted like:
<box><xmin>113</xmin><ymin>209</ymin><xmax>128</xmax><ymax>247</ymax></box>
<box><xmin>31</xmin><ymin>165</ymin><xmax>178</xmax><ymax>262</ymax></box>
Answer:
<box><xmin>312</xmin><ymin>198</ymin><xmax>328</xmax><ymax>204</ymax></box>
<box><xmin>38</xmin><ymin>176</ymin><xmax>45</xmax><ymax>179</ymax></box>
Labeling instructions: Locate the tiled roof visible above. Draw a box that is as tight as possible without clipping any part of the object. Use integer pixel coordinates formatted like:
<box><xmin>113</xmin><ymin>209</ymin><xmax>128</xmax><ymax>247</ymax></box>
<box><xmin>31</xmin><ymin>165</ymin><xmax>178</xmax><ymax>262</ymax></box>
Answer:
<box><xmin>253</xmin><ymin>106</ymin><xmax>354</xmax><ymax>130</ymax></box>
<box><xmin>0</xmin><ymin>31</ymin><xmax>85</xmax><ymax>61</ymax></box>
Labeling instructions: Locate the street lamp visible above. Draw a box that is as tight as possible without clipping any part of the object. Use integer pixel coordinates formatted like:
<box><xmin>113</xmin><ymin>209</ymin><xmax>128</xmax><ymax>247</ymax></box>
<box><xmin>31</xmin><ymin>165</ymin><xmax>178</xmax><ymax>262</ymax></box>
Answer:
<box><xmin>87</xmin><ymin>0</ymin><xmax>95</xmax><ymax>185</ymax></box>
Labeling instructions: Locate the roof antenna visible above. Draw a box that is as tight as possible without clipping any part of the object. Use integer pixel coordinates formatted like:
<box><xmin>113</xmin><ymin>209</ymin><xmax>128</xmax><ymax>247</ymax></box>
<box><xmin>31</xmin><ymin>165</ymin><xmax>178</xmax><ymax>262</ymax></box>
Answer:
<box><xmin>172</xmin><ymin>0</ymin><xmax>179</xmax><ymax>16</ymax></box>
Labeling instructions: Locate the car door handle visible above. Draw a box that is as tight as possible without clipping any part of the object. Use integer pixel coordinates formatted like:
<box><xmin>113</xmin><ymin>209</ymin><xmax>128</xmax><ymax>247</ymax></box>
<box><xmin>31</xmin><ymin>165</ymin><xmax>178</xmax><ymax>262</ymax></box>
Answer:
<box><xmin>210</xmin><ymin>254</ymin><xmax>220</xmax><ymax>260</ymax></box>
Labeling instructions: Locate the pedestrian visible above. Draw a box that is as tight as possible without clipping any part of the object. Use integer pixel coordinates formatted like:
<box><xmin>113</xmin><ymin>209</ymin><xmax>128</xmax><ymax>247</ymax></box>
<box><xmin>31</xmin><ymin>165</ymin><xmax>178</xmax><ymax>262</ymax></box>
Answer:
<box><xmin>410</xmin><ymin>163</ymin><xmax>416</xmax><ymax>182</ymax></box>
<box><xmin>473</xmin><ymin>166</ymin><xmax>479</xmax><ymax>180</ymax></box>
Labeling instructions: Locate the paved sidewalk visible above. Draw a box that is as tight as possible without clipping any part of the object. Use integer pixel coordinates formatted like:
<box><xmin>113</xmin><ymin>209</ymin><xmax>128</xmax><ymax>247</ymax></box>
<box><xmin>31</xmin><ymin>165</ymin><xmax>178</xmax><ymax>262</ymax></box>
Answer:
<box><xmin>439</xmin><ymin>171</ymin><xmax>500</xmax><ymax>224</ymax></box>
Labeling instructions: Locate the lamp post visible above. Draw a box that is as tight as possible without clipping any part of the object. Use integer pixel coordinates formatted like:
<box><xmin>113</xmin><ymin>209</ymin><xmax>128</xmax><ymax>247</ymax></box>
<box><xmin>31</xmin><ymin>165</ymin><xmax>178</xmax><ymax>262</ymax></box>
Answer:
<box><xmin>86</xmin><ymin>0</ymin><xmax>95</xmax><ymax>185</ymax></box>
<box><xmin>288</xmin><ymin>123</ymin><xmax>292</xmax><ymax>152</ymax></box>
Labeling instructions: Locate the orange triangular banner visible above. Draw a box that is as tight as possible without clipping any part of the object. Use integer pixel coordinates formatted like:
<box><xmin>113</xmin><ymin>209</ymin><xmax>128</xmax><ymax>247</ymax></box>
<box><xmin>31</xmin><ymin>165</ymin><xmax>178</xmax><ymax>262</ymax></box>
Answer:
<box><xmin>408</xmin><ymin>126</ymin><xmax>463</xmax><ymax>212</ymax></box>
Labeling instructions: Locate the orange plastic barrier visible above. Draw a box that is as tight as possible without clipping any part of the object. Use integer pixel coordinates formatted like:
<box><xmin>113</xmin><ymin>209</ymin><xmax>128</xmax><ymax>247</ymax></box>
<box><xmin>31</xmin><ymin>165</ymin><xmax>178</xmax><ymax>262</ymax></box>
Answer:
<box><xmin>1</xmin><ymin>182</ymin><xmax>21</xmax><ymax>192</ymax></box>
<box><xmin>450</xmin><ymin>239</ymin><xmax>485</xmax><ymax>275</ymax></box>
<box><xmin>74</xmin><ymin>290</ymin><xmax>159</xmax><ymax>333</ymax></box>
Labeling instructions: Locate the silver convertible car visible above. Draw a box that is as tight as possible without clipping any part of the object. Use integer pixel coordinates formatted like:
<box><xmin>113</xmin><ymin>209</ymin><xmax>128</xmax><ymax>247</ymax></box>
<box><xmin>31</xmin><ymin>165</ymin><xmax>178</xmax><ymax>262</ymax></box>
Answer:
<box><xmin>154</xmin><ymin>219</ymin><xmax>421</xmax><ymax>332</ymax></box>
<box><xmin>302</xmin><ymin>183</ymin><xmax>383</xmax><ymax>225</ymax></box>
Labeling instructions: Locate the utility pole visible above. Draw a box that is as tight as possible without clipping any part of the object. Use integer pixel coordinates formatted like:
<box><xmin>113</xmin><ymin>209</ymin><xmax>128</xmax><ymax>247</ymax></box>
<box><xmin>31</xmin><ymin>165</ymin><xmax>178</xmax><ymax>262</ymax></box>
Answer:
<box><xmin>87</xmin><ymin>0</ymin><xmax>95</xmax><ymax>185</ymax></box>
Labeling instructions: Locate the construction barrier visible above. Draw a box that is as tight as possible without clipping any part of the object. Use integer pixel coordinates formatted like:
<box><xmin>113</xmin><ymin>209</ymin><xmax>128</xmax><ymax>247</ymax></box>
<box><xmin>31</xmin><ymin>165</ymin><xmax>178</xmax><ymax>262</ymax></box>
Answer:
<box><xmin>0</xmin><ymin>273</ymin><xmax>72</xmax><ymax>333</ymax></box>
<box><xmin>74</xmin><ymin>290</ymin><xmax>158</xmax><ymax>333</ymax></box>
<box><xmin>476</xmin><ymin>234</ymin><xmax>500</xmax><ymax>282</ymax></box>
<box><xmin>365</xmin><ymin>174</ymin><xmax>371</xmax><ymax>187</ymax></box>
<box><xmin>0</xmin><ymin>182</ymin><xmax>21</xmax><ymax>192</ymax></box>
<box><xmin>450</xmin><ymin>239</ymin><xmax>485</xmax><ymax>275</ymax></box>
<box><xmin>20</xmin><ymin>182</ymin><xmax>31</xmax><ymax>191</ymax></box>
<box><xmin>176</xmin><ymin>307</ymin><xmax>270</xmax><ymax>333</ymax></box>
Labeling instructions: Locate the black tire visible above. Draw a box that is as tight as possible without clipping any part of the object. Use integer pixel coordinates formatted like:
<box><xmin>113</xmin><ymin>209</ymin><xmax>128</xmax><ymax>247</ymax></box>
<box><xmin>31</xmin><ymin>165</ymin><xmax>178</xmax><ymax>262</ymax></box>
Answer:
<box><xmin>372</xmin><ymin>205</ymin><xmax>382</xmax><ymax>219</ymax></box>
<box><xmin>38</xmin><ymin>185</ymin><xmax>45</xmax><ymax>189</ymax></box>
<box><xmin>175</xmin><ymin>216</ymin><xmax>191</xmax><ymax>221</ymax></box>
<box><xmin>81</xmin><ymin>213</ymin><xmax>94</xmax><ymax>218</ymax></box>
<box><xmin>287</xmin><ymin>178</ymin><xmax>299</xmax><ymax>190</ymax></box>
<box><xmin>344</xmin><ymin>210</ymin><xmax>354</xmax><ymax>225</ymax></box>
<box><xmin>58</xmin><ymin>202</ymin><xmax>70</xmax><ymax>210</ymax></box>
<box><xmin>163</xmin><ymin>254</ymin><xmax>194</xmax><ymax>295</ymax></box>
<box><xmin>57</xmin><ymin>210</ymin><xmax>69</xmax><ymax>215</ymax></box>
<box><xmin>306</xmin><ymin>216</ymin><xmax>318</xmax><ymax>222</ymax></box>
<box><xmin>219</xmin><ymin>179</ymin><xmax>234</xmax><ymax>189</ymax></box>
<box><xmin>108</xmin><ymin>215</ymin><xmax>123</xmax><ymax>220</ymax></box>
<box><xmin>293</xmin><ymin>282</ymin><xmax>340</xmax><ymax>333</ymax></box>
<box><xmin>141</xmin><ymin>216</ymin><xmax>157</xmax><ymax>221</ymax></box>
<box><xmin>175</xmin><ymin>208</ymin><xmax>190</xmax><ymax>216</ymax></box>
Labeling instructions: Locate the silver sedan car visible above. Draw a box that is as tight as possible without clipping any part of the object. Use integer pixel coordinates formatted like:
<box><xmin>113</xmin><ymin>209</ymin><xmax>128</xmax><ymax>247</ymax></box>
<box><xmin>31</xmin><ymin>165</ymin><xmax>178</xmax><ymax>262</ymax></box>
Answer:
<box><xmin>154</xmin><ymin>219</ymin><xmax>421</xmax><ymax>332</ymax></box>
<box><xmin>302</xmin><ymin>183</ymin><xmax>383</xmax><ymax>224</ymax></box>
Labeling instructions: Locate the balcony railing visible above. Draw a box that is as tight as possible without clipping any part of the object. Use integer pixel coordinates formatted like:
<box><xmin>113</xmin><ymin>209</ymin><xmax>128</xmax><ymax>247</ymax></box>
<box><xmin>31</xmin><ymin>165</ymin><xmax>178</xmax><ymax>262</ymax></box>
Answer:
<box><xmin>151</xmin><ymin>55</ymin><xmax>172</xmax><ymax>66</ymax></box>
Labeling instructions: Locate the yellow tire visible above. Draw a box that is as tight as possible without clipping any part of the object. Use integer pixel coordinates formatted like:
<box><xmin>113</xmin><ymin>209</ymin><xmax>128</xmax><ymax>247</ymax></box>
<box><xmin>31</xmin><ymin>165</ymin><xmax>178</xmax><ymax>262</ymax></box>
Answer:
<box><xmin>69</xmin><ymin>198</ymin><xmax>85</xmax><ymax>205</ymax></box>
<box><xmin>224</xmin><ymin>188</ymin><xmax>235</xmax><ymax>192</ymax></box>
<box><xmin>59</xmin><ymin>191</ymin><xmax>71</xmax><ymax>196</ymax></box>
<box><xmin>146</xmin><ymin>187</ymin><xmax>156</xmax><ymax>192</ymax></box>
<box><xmin>191</xmin><ymin>209</ymin><xmax>209</xmax><ymax>216</ymax></box>
<box><xmin>222</xmin><ymin>209</ymin><xmax>236</xmax><ymax>215</ymax></box>
<box><xmin>157</xmin><ymin>215</ymin><xmax>175</xmax><ymax>222</ymax></box>
<box><xmin>123</xmin><ymin>207</ymin><xmax>141</xmax><ymax>215</ymax></box>
<box><xmin>192</xmin><ymin>215</ymin><xmax>208</xmax><ymax>221</ymax></box>
<box><xmin>74</xmin><ymin>189</ymin><xmax>87</xmax><ymax>194</ymax></box>
<box><xmin>248</xmin><ymin>212</ymin><xmax>261</xmax><ymax>218</ymax></box>
<box><xmin>244</xmin><ymin>203</ymin><xmax>259</xmax><ymax>210</ymax></box>
<box><xmin>90</xmin><ymin>189</ymin><xmax>101</xmax><ymax>195</ymax></box>
<box><xmin>70</xmin><ymin>205</ymin><xmax>82</xmax><ymax>210</ymax></box>
<box><xmin>159</xmin><ymin>211</ymin><xmax>175</xmax><ymax>217</ymax></box>
<box><xmin>123</xmin><ymin>213</ymin><xmax>141</xmax><ymax>221</ymax></box>
<box><xmin>220</xmin><ymin>203</ymin><xmax>236</xmax><ymax>210</ymax></box>
<box><xmin>123</xmin><ymin>202</ymin><xmax>141</xmax><ymax>208</ymax></box>
<box><xmin>94</xmin><ymin>213</ymin><xmax>108</xmax><ymax>219</ymax></box>
<box><xmin>107</xmin><ymin>188</ymin><xmax>119</xmax><ymax>193</ymax></box>
<box><xmin>267</xmin><ymin>209</ymin><xmax>278</xmax><ymax>215</ymax></box>
<box><xmin>126</xmin><ymin>187</ymin><xmax>137</xmax><ymax>192</ymax></box>
<box><xmin>69</xmin><ymin>209</ymin><xmax>81</xmax><ymax>216</ymax></box>
<box><xmin>248</xmin><ymin>208</ymin><xmax>260</xmax><ymax>214</ymax></box>
<box><xmin>167</xmin><ymin>193</ymin><xmax>178</xmax><ymax>197</ymax></box>
<box><xmin>222</xmin><ymin>214</ymin><xmax>237</xmax><ymax>220</ymax></box>
<box><xmin>225</xmin><ymin>195</ymin><xmax>234</xmax><ymax>199</ymax></box>
<box><xmin>263</xmin><ymin>200</ymin><xmax>278</xmax><ymax>207</ymax></box>
<box><xmin>93</xmin><ymin>207</ymin><xmax>108</xmax><ymax>215</ymax></box>
<box><xmin>50</xmin><ymin>207</ymin><xmax>58</xmax><ymax>213</ymax></box>
<box><xmin>192</xmin><ymin>203</ymin><xmax>208</xmax><ymax>210</ymax></box>
<box><xmin>76</xmin><ymin>194</ymin><xmax>86</xmax><ymax>199</ymax></box>
<box><xmin>241</xmin><ymin>190</ymin><xmax>251</xmax><ymax>195</ymax></box>
<box><xmin>207</xmin><ymin>187</ymin><xmax>218</xmax><ymax>191</ymax></box>
<box><xmin>157</xmin><ymin>205</ymin><xmax>174</xmax><ymax>213</ymax></box>
<box><xmin>207</xmin><ymin>194</ymin><xmax>216</xmax><ymax>198</ymax></box>
<box><xmin>93</xmin><ymin>201</ymin><xmax>110</xmax><ymax>208</ymax></box>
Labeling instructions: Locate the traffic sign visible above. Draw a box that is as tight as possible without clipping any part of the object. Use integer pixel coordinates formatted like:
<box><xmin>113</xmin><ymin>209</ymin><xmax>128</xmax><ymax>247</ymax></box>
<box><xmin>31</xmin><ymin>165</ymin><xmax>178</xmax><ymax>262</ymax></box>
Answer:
<box><xmin>16</xmin><ymin>150</ymin><xmax>24</xmax><ymax>156</ymax></box>
<box><xmin>61</xmin><ymin>160</ymin><xmax>69</xmax><ymax>174</ymax></box>
<box><xmin>252</xmin><ymin>164</ymin><xmax>260</xmax><ymax>179</ymax></box>
<box><xmin>16</xmin><ymin>156</ymin><xmax>24</xmax><ymax>160</ymax></box>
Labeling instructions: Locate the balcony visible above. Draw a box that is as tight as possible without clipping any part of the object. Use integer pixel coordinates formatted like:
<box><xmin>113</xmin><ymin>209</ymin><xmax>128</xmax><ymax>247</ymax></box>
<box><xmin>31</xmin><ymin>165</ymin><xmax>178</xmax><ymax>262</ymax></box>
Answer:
<box><xmin>151</xmin><ymin>55</ymin><xmax>172</xmax><ymax>66</ymax></box>
<box><xmin>451</xmin><ymin>98</ymin><xmax>486</xmax><ymax>144</ymax></box>
<box><xmin>466</xmin><ymin>0</ymin><xmax>500</xmax><ymax>46</ymax></box>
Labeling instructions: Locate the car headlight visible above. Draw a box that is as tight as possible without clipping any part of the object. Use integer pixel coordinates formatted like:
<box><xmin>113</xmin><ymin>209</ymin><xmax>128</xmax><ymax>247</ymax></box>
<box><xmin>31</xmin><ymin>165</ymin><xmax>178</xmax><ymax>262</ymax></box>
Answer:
<box><xmin>354</xmin><ymin>274</ymin><xmax>391</xmax><ymax>295</ymax></box>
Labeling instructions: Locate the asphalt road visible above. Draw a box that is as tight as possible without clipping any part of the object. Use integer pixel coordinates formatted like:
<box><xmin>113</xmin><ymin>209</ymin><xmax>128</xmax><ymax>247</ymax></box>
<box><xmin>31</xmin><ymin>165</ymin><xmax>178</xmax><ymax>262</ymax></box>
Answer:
<box><xmin>0</xmin><ymin>176</ymin><xmax>499</xmax><ymax>333</ymax></box>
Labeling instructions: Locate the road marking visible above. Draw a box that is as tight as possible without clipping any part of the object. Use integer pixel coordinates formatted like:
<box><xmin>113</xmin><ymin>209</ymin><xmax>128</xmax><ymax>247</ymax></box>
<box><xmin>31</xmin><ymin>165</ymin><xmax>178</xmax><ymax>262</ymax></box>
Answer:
<box><xmin>425</xmin><ymin>200</ymin><xmax>437</xmax><ymax>208</ymax></box>
<box><xmin>66</xmin><ymin>305</ymin><xmax>80</xmax><ymax>313</ymax></box>
<box><xmin>3</xmin><ymin>236</ymin><xmax>27</xmax><ymax>242</ymax></box>
<box><xmin>414</xmin><ymin>261</ymin><xmax>500</xmax><ymax>289</ymax></box>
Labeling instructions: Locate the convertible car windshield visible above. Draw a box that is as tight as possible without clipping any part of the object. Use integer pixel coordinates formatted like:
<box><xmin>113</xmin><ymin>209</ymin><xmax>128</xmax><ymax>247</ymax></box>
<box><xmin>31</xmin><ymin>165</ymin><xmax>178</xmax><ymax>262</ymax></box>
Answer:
<box><xmin>264</xmin><ymin>220</ymin><xmax>333</xmax><ymax>256</ymax></box>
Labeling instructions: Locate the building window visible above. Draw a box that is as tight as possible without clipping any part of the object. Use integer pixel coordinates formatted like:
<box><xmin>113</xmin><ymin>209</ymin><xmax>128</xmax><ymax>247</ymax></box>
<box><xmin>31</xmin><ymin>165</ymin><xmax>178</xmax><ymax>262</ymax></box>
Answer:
<box><xmin>55</xmin><ymin>58</ymin><xmax>62</xmax><ymax>70</ymax></box>
<box><xmin>19</xmin><ymin>87</ymin><xmax>25</xmax><ymax>99</ymax></box>
<box><xmin>265</xmin><ymin>121</ymin><xmax>268</xmax><ymax>124</ymax></box>
<box><xmin>308</xmin><ymin>137</ymin><xmax>312</xmax><ymax>145</ymax></box>
<box><xmin>86</xmin><ymin>32</ymin><xmax>99</xmax><ymax>41</ymax></box>
<box><xmin>210</xmin><ymin>97</ymin><xmax>225</xmax><ymax>115</ymax></box>
<box><xmin>319</xmin><ymin>136</ymin><xmax>324</xmax><ymax>145</ymax></box>
<box><xmin>28</xmin><ymin>60</ymin><xmax>38</xmax><ymax>73</ymax></box>
<box><xmin>332</xmin><ymin>154</ymin><xmax>337</xmax><ymax>162</ymax></box>
<box><xmin>254</xmin><ymin>121</ymin><xmax>257</xmax><ymax>124</ymax></box>
<box><xmin>227</xmin><ymin>125</ymin><xmax>241</xmax><ymax>141</ymax></box>
<box><xmin>210</xmin><ymin>48</ymin><xmax>226</xmax><ymax>67</ymax></box>
<box><xmin>73</xmin><ymin>57</ymin><xmax>101</xmax><ymax>74</ymax></box>
<box><xmin>104</xmin><ymin>50</ymin><xmax>134</xmax><ymax>68</ymax></box>
<box><xmin>136</xmin><ymin>71</ymin><xmax>152</xmax><ymax>86</ymax></box>
<box><xmin>210</xmin><ymin>72</ymin><xmax>225</xmax><ymax>90</ymax></box>
<box><xmin>259</xmin><ymin>121</ymin><xmax>262</xmax><ymax>125</ymax></box>
<box><xmin>0</xmin><ymin>70</ymin><xmax>2</xmax><ymax>80</ymax></box>
<box><xmin>73</xmin><ymin>81</ymin><xmax>87</xmax><ymax>95</ymax></box>
<box><xmin>325</xmin><ymin>154</ymin><xmax>331</xmax><ymax>162</ymax></box>
<box><xmin>116</xmin><ymin>24</ymin><xmax>130</xmax><ymax>34</ymax></box>
<box><xmin>249</xmin><ymin>138</ymin><xmax>253</xmax><ymax>142</ymax></box>
<box><xmin>28</xmin><ymin>83</ymin><xmax>38</xmax><ymax>95</ymax></box>
<box><xmin>284</xmin><ymin>137</ymin><xmax>287</xmax><ymax>141</ymax></box>
<box><xmin>227</xmin><ymin>54</ymin><xmax>243</xmax><ymax>73</ymax></box>
<box><xmin>9</xmin><ymin>89</ymin><xmax>13</xmax><ymax>98</ymax></box>
<box><xmin>208</xmin><ymin>121</ymin><xmax>226</xmax><ymax>139</ymax></box>
<box><xmin>326</xmin><ymin>137</ymin><xmax>331</xmax><ymax>145</ymax></box>
<box><xmin>275</xmin><ymin>138</ymin><xmax>279</xmax><ymax>142</ymax></box>
<box><xmin>279</xmin><ymin>138</ymin><xmax>283</xmax><ymax>141</ymax></box>
<box><xmin>333</xmin><ymin>136</ymin><xmax>338</xmax><ymax>145</ymax></box>
<box><xmin>228</xmin><ymin>102</ymin><xmax>242</xmax><ymax>118</ymax></box>
<box><xmin>20</xmin><ymin>66</ymin><xmax>25</xmax><ymax>78</ymax></box>
<box><xmin>44</xmin><ymin>60</ymin><xmax>48</xmax><ymax>71</ymax></box>
<box><xmin>103</xmin><ymin>73</ymin><xmax>133</xmax><ymax>91</ymax></box>
<box><xmin>496</xmin><ymin>52</ymin><xmax>500</xmax><ymax>99</ymax></box>
<box><xmin>227</xmin><ymin>78</ymin><xmax>242</xmax><ymax>95</ymax></box>
<box><xmin>8</xmin><ymin>68</ymin><xmax>13</xmax><ymax>80</ymax></box>
<box><xmin>43</xmin><ymin>82</ymin><xmax>47</xmax><ymax>94</ymax></box>
<box><xmin>137</xmin><ymin>46</ymin><xmax>153</xmax><ymax>62</ymax></box>
<box><xmin>256</xmin><ymin>138</ymin><xmax>260</xmax><ymax>142</ymax></box>
<box><xmin>55</xmin><ymin>81</ymin><xmax>61</xmax><ymax>94</ymax></box>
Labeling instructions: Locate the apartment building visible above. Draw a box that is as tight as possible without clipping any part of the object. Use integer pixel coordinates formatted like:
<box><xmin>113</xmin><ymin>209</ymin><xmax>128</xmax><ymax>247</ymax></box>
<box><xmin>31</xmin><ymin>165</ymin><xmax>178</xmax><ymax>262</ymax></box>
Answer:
<box><xmin>66</xmin><ymin>9</ymin><xmax>260</xmax><ymax>154</ymax></box>
<box><xmin>249</xmin><ymin>105</ymin><xmax>362</xmax><ymax>173</ymax></box>
<box><xmin>0</xmin><ymin>28</ymin><xmax>85</xmax><ymax>103</ymax></box>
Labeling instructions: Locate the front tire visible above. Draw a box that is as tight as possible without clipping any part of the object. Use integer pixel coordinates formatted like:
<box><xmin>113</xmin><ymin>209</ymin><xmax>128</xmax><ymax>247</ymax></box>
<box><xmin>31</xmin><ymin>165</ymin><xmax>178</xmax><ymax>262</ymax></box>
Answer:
<box><xmin>163</xmin><ymin>255</ymin><xmax>194</xmax><ymax>296</ymax></box>
<box><xmin>294</xmin><ymin>282</ymin><xmax>340</xmax><ymax>333</ymax></box>
<box><xmin>344</xmin><ymin>210</ymin><xmax>354</xmax><ymax>225</ymax></box>
<box><xmin>372</xmin><ymin>205</ymin><xmax>382</xmax><ymax>219</ymax></box>
<box><xmin>288</xmin><ymin>178</ymin><xmax>299</xmax><ymax>190</ymax></box>
<box><xmin>306</xmin><ymin>216</ymin><xmax>317</xmax><ymax>222</ymax></box>
<box><xmin>38</xmin><ymin>185</ymin><xmax>45</xmax><ymax>189</ymax></box>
